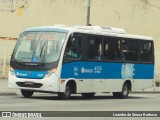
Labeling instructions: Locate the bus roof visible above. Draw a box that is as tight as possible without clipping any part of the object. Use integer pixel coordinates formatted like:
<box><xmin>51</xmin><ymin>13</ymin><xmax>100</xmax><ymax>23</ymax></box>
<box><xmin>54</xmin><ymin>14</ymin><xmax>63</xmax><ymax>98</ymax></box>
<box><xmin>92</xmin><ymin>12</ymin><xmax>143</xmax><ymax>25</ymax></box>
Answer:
<box><xmin>24</xmin><ymin>25</ymin><xmax>153</xmax><ymax>41</ymax></box>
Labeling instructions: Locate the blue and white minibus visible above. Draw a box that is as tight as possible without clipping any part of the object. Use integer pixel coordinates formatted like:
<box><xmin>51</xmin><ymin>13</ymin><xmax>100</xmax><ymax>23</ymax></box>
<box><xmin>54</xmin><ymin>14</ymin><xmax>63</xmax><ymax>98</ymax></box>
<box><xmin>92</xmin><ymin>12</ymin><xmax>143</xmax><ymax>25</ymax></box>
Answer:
<box><xmin>8</xmin><ymin>25</ymin><xmax>154</xmax><ymax>99</ymax></box>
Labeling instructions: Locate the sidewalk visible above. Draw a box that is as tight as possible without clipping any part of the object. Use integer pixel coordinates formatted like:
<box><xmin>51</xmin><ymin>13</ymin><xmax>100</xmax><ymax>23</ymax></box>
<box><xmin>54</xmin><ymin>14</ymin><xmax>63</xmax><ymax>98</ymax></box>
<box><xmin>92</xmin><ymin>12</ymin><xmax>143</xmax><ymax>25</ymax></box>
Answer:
<box><xmin>131</xmin><ymin>87</ymin><xmax>160</xmax><ymax>94</ymax></box>
<box><xmin>0</xmin><ymin>79</ymin><xmax>17</xmax><ymax>95</ymax></box>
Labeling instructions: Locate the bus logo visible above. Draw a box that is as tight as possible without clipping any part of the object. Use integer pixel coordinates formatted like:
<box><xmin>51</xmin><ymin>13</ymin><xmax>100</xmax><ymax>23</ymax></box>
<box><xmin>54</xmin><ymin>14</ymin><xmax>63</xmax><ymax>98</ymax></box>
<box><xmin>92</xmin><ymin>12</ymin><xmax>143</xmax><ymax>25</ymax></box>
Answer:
<box><xmin>81</xmin><ymin>67</ymin><xmax>93</xmax><ymax>74</ymax></box>
<box><xmin>16</xmin><ymin>72</ymin><xmax>27</xmax><ymax>77</ymax></box>
<box><xmin>81</xmin><ymin>67</ymin><xmax>85</xmax><ymax>74</ymax></box>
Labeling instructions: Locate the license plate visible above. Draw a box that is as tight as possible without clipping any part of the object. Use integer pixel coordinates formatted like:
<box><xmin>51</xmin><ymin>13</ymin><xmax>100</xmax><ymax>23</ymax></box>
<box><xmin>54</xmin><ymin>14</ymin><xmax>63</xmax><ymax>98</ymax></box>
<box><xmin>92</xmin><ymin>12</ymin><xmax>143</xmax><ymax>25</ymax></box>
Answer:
<box><xmin>24</xmin><ymin>81</ymin><xmax>34</xmax><ymax>85</ymax></box>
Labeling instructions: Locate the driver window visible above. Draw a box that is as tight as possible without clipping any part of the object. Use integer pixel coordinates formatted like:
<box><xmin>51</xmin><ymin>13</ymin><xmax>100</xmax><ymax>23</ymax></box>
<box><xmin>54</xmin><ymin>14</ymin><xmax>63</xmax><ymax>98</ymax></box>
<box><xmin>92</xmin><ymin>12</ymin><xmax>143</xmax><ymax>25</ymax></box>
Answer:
<box><xmin>64</xmin><ymin>36</ymin><xmax>81</xmax><ymax>61</ymax></box>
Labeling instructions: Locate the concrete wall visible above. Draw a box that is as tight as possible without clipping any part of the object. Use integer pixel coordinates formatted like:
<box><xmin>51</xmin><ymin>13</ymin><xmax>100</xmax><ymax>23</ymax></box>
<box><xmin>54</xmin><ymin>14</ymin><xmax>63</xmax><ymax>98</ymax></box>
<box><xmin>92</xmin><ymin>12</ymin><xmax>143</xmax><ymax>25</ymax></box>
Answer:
<box><xmin>0</xmin><ymin>0</ymin><xmax>160</xmax><ymax>80</ymax></box>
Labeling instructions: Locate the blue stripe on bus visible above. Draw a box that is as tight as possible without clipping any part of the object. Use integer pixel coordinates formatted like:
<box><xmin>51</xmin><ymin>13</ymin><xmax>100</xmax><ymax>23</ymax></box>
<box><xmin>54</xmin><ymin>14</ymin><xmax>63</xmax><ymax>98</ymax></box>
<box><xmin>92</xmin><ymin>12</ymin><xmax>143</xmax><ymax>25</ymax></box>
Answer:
<box><xmin>61</xmin><ymin>61</ymin><xmax>154</xmax><ymax>79</ymax></box>
<box><xmin>14</xmin><ymin>70</ymin><xmax>47</xmax><ymax>79</ymax></box>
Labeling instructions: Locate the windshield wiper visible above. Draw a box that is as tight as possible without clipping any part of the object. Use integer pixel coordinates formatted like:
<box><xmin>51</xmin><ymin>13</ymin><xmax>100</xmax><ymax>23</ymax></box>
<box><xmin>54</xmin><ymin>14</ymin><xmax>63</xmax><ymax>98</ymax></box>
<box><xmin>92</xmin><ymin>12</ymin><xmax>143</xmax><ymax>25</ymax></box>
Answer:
<box><xmin>31</xmin><ymin>34</ymin><xmax>43</xmax><ymax>61</ymax></box>
<box><xmin>39</xmin><ymin>41</ymin><xmax>46</xmax><ymax>61</ymax></box>
<box><xmin>31</xmin><ymin>40</ymin><xmax>40</xmax><ymax>61</ymax></box>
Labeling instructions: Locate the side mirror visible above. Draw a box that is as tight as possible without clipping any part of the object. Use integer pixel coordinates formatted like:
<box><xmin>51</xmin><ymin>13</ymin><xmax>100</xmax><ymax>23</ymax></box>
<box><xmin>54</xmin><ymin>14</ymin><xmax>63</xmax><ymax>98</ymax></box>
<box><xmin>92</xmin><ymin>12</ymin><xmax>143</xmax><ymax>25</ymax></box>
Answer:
<box><xmin>70</xmin><ymin>33</ymin><xmax>77</xmax><ymax>41</ymax></box>
<box><xmin>71</xmin><ymin>38</ymin><xmax>76</xmax><ymax>43</ymax></box>
<box><xmin>70</xmin><ymin>33</ymin><xmax>74</xmax><ymax>39</ymax></box>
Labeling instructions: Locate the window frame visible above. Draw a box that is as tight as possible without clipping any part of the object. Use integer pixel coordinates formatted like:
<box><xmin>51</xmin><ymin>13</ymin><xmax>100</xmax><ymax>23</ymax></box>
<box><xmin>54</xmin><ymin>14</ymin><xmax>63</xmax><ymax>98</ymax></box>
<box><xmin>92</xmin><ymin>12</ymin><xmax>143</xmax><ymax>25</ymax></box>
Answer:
<box><xmin>62</xmin><ymin>32</ymin><xmax>154</xmax><ymax>64</ymax></box>
<box><xmin>86</xmin><ymin>35</ymin><xmax>103</xmax><ymax>61</ymax></box>
<box><xmin>103</xmin><ymin>36</ymin><xmax>122</xmax><ymax>62</ymax></box>
<box><xmin>138</xmin><ymin>40</ymin><xmax>154</xmax><ymax>64</ymax></box>
<box><xmin>62</xmin><ymin>33</ymin><xmax>82</xmax><ymax>63</ymax></box>
<box><xmin>121</xmin><ymin>38</ymin><xmax>139</xmax><ymax>63</ymax></box>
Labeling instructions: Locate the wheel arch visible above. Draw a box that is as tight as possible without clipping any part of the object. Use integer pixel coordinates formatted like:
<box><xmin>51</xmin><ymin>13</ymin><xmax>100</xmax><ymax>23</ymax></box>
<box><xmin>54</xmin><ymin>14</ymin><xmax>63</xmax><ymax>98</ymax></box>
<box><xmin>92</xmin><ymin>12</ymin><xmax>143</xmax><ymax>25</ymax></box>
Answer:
<box><xmin>66</xmin><ymin>79</ymin><xmax>77</xmax><ymax>93</ymax></box>
<box><xmin>124</xmin><ymin>80</ymin><xmax>132</xmax><ymax>91</ymax></box>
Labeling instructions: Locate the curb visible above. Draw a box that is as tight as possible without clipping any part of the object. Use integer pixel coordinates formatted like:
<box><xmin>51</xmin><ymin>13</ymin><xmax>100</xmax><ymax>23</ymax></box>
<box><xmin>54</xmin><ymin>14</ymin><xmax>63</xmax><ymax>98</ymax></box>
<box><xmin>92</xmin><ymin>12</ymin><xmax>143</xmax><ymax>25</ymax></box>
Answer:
<box><xmin>131</xmin><ymin>91</ymin><xmax>160</xmax><ymax>94</ymax></box>
<box><xmin>0</xmin><ymin>78</ymin><xmax>7</xmax><ymax>80</ymax></box>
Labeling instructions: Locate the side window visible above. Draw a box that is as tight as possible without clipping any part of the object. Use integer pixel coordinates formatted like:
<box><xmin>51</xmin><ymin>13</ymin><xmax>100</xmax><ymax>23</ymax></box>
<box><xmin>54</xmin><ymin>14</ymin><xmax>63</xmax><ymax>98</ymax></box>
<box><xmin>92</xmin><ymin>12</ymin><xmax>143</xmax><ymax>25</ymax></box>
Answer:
<box><xmin>104</xmin><ymin>37</ymin><xmax>121</xmax><ymax>61</ymax></box>
<box><xmin>64</xmin><ymin>36</ymin><xmax>81</xmax><ymax>60</ymax></box>
<box><xmin>87</xmin><ymin>36</ymin><xmax>102</xmax><ymax>60</ymax></box>
<box><xmin>139</xmin><ymin>41</ymin><xmax>153</xmax><ymax>63</ymax></box>
<box><xmin>122</xmin><ymin>39</ymin><xmax>138</xmax><ymax>62</ymax></box>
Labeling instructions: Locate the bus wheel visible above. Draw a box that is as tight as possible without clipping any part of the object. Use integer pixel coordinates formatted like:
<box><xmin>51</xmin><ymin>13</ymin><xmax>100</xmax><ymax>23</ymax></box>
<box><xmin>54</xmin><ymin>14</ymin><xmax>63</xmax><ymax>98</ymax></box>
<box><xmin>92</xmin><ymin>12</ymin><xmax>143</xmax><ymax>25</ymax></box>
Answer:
<box><xmin>81</xmin><ymin>93</ymin><xmax>95</xmax><ymax>98</ymax></box>
<box><xmin>113</xmin><ymin>83</ymin><xmax>129</xmax><ymax>98</ymax></box>
<box><xmin>21</xmin><ymin>90</ymin><xmax>34</xmax><ymax>98</ymax></box>
<box><xmin>58</xmin><ymin>84</ymin><xmax>71</xmax><ymax>99</ymax></box>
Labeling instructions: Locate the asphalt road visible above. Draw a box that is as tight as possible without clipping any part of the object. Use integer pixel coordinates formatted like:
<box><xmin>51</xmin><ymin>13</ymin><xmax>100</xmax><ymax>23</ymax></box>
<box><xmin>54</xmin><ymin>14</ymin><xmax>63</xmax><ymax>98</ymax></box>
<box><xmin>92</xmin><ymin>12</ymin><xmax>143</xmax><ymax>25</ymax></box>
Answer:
<box><xmin>0</xmin><ymin>93</ymin><xmax>160</xmax><ymax>111</ymax></box>
<box><xmin>0</xmin><ymin>93</ymin><xmax>160</xmax><ymax>120</ymax></box>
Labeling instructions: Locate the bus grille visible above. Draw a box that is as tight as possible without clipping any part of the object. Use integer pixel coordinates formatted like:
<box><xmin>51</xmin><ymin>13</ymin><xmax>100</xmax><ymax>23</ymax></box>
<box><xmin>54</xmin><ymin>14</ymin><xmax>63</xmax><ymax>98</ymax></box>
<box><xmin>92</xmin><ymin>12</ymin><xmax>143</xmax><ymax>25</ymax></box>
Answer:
<box><xmin>16</xmin><ymin>82</ymin><xmax>43</xmax><ymax>88</ymax></box>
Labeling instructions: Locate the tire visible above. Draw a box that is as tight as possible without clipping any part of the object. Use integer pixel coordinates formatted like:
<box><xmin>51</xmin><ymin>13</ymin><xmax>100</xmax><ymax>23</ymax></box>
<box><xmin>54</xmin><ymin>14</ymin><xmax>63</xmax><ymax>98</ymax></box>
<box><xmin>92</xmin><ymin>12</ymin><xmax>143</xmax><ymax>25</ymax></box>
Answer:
<box><xmin>81</xmin><ymin>93</ymin><xmax>95</xmax><ymax>98</ymax></box>
<box><xmin>113</xmin><ymin>83</ymin><xmax>129</xmax><ymax>99</ymax></box>
<box><xmin>21</xmin><ymin>90</ymin><xmax>34</xmax><ymax>98</ymax></box>
<box><xmin>58</xmin><ymin>85</ymin><xmax>71</xmax><ymax>99</ymax></box>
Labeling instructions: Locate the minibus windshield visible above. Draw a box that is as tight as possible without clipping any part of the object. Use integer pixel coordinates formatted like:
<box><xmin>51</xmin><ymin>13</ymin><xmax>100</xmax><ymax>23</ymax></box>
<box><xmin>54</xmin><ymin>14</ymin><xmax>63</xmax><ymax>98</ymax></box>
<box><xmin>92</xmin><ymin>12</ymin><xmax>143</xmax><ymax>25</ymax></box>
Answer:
<box><xmin>12</xmin><ymin>31</ymin><xmax>66</xmax><ymax>63</ymax></box>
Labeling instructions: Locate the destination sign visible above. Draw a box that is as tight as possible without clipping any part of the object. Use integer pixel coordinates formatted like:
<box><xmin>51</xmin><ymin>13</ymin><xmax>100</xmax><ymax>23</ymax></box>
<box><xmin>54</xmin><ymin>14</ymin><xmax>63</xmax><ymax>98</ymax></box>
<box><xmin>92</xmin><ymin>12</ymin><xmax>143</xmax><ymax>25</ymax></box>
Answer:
<box><xmin>26</xmin><ymin>34</ymin><xmax>58</xmax><ymax>41</ymax></box>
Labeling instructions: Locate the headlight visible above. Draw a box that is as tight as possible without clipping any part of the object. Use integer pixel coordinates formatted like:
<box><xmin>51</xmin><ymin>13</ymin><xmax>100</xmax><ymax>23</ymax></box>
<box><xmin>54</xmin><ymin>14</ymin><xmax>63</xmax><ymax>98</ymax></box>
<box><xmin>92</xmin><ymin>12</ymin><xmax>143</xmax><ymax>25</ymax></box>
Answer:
<box><xmin>44</xmin><ymin>67</ymin><xmax>57</xmax><ymax>78</ymax></box>
<box><xmin>10</xmin><ymin>66</ymin><xmax>15</xmax><ymax>76</ymax></box>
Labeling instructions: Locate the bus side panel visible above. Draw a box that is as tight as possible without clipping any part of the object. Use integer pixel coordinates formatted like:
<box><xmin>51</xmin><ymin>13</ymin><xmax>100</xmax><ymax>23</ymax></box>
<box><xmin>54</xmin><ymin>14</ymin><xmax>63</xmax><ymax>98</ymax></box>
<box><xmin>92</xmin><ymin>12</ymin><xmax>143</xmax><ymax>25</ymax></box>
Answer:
<box><xmin>143</xmin><ymin>79</ymin><xmax>154</xmax><ymax>89</ymax></box>
<box><xmin>134</xmin><ymin>64</ymin><xmax>154</xmax><ymax>79</ymax></box>
<box><xmin>92</xmin><ymin>79</ymin><xmax>107</xmax><ymax>93</ymax></box>
<box><xmin>60</xmin><ymin>61</ymin><xmax>154</xmax><ymax>93</ymax></box>
<box><xmin>76</xmin><ymin>79</ymin><xmax>93</xmax><ymax>93</ymax></box>
<box><xmin>131</xmin><ymin>79</ymin><xmax>154</xmax><ymax>91</ymax></box>
<box><xmin>60</xmin><ymin>61</ymin><xmax>123</xmax><ymax>93</ymax></box>
<box><xmin>61</xmin><ymin>61</ymin><xmax>122</xmax><ymax>79</ymax></box>
<box><xmin>134</xmin><ymin>63</ymin><xmax>154</xmax><ymax>90</ymax></box>
<box><xmin>106</xmin><ymin>79</ymin><xmax>124</xmax><ymax>92</ymax></box>
<box><xmin>131</xmin><ymin>80</ymin><xmax>144</xmax><ymax>91</ymax></box>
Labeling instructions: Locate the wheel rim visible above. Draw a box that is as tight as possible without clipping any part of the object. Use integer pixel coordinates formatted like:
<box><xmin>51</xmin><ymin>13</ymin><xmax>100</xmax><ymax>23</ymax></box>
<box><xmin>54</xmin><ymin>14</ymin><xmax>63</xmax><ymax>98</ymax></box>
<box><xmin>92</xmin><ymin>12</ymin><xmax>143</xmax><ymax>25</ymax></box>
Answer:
<box><xmin>65</xmin><ymin>86</ymin><xmax>70</xmax><ymax>96</ymax></box>
<box><xmin>123</xmin><ymin>85</ymin><xmax>128</xmax><ymax>96</ymax></box>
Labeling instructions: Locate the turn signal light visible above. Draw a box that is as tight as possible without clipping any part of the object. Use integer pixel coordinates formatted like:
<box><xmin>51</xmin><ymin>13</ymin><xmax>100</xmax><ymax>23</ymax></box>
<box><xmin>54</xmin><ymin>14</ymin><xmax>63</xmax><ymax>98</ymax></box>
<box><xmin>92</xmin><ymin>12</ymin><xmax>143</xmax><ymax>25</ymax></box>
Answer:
<box><xmin>44</xmin><ymin>67</ymin><xmax>57</xmax><ymax>78</ymax></box>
